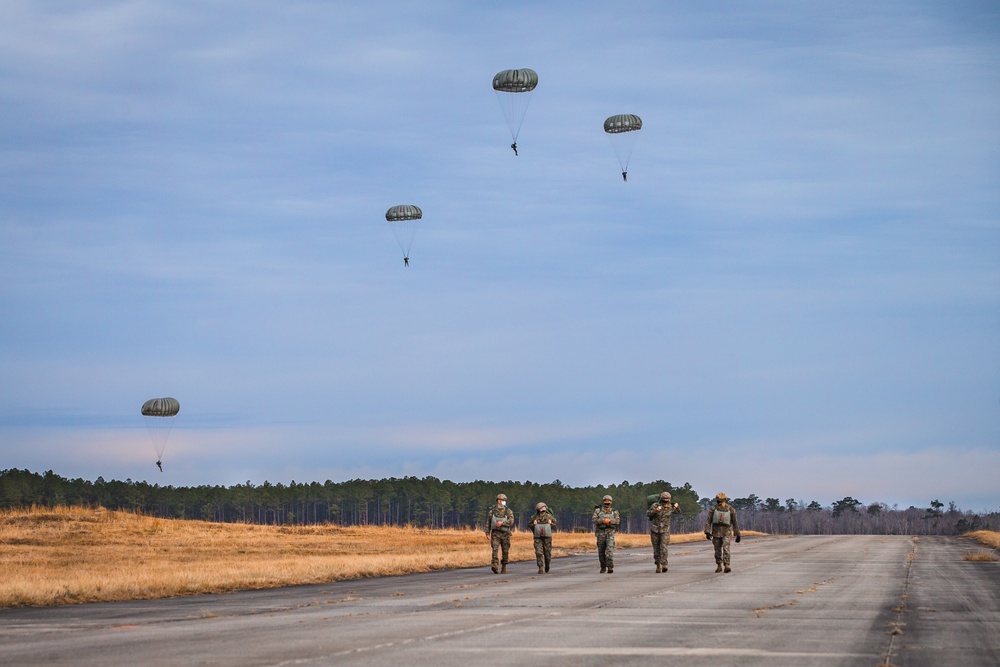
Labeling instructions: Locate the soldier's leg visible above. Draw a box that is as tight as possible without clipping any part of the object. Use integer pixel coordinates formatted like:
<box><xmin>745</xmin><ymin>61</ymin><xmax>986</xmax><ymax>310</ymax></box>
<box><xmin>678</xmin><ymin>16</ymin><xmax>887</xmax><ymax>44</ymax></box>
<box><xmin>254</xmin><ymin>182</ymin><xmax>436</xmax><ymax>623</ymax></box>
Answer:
<box><xmin>597</xmin><ymin>533</ymin><xmax>607</xmax><ymax>570</ymax></box>
<box><xmin>543</xmin><ymin>537</ymin><xmax>552</xmax><ymax>572</ymax></box>
<box><xmin>534</xmin><ymin>538</ymin><xmax>544</xmax><ymax>570</ymax></box>
<box><xmin>606</xmin><ymin>532</ymin><xmax>616</xmax><ymax>571</ymax></box>
<box><xmin>496</xmin><ymin>534</ymin><xmax>509</xmax><ymax>572</ymax></box>
<box><xmin>722</xmin><ymin>534</ymin><xmax>732</xmax><ymax>571</ymax></box>
<box><xmin>650</xmin><ymin>531</ymin><xmax>660</xmax><ymax>566</ymax></box>
<box><xmin>490</xmin><ymin>533</ymin><xmax>501</xmax><ymax>572</ymax></box>
<box><xmin>661</xmin><ymin>532</ymin><xmax>671</xmax><ymax>569</ymax></box>
<box><xmin>713</xmin><ymin>536</ymin><xmax>724</xmax><ymax>571</ymax></box>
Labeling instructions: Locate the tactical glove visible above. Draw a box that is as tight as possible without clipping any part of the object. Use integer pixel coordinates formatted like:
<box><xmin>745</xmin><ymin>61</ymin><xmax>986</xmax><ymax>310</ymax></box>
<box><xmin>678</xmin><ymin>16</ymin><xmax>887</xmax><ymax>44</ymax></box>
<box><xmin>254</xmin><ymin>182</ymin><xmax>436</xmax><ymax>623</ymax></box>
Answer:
<box><xmin>735</xmin><ymin>535</ymin><xmax>741</xmax><ymax>543</ymax></box>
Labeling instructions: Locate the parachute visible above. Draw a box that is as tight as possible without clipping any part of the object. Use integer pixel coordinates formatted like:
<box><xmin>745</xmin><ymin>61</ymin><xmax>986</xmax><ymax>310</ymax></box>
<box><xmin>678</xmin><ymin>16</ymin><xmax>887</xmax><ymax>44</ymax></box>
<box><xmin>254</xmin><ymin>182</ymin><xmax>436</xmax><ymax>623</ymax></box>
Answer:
<box><xmin>604</xmin><ymin>114</ymin><xmax>642</xmax><ymax>181</ymax></box>
<box><xmin>384</xmin><ymin>205</ymin><xmax>422</xmax><ymax>265</ymax></box>
<box><xmin>493</xmin><ymin>68</ymin><xmax>537</xmax><ymax>153</ymax></box>
<box><xmin>141</xmin><ymin>397</ymin><xmax>179</xmax><ymax>469</ymax></box>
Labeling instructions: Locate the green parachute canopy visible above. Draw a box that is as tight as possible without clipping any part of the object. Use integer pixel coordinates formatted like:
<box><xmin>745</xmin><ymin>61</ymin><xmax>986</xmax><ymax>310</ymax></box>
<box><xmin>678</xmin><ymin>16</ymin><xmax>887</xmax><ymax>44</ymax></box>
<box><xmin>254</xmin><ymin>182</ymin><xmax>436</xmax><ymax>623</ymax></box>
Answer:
<box><xmin>492</xmin><ymin>68</ymin><xmax>538</xmax><ymax>93</ymax></box>
<box><xmin>493</xmin><ymin>68</ymin><xmax>538</xmax><ymax>146</ymax></box>
<box><xmin>384</xmin><ymin>205</ymin><xmax>422</xmax><ymax>259</ymax></box>
<box><xmin>604</xmin><ymin>114</ymin><xmax>643</xmax><ymax>134</ymax></box>
<box><xmin>141</xmin><ymin>397</ymin><xmax>180</xmax><ymax>417</ymax></box>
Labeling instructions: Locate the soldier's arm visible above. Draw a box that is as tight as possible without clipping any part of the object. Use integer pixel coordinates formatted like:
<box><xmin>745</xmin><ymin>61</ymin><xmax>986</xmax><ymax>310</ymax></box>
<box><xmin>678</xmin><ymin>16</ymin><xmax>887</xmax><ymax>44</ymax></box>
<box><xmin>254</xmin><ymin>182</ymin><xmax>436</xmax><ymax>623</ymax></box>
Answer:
<box><xmin>731</xmin><ymin>509</ymin><xmax>740</xmax><ymax>536</ymax></box>
<box><xmin>610</xmin><ymin>511</ymin><xmax>621</xmax><ymax>528</ymax></box>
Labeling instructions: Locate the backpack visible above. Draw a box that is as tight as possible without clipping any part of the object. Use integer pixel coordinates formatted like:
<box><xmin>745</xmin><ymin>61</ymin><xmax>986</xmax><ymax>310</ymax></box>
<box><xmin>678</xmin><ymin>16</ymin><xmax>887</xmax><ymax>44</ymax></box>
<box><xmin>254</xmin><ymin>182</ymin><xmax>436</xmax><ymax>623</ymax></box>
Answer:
<box><xmin>712</xmin><ymin>509</ymin><xmax>731</xmax><ymax>526</ymax></box>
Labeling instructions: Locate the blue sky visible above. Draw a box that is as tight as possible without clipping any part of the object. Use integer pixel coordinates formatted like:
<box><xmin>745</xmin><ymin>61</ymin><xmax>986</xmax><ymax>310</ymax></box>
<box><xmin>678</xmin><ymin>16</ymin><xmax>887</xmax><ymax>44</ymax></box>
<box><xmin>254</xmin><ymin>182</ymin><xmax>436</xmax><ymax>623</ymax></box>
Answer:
<box><xmin>2</xmin><ymin>2</ymin><xmax>998</xmax><ymax>510</ymax></box>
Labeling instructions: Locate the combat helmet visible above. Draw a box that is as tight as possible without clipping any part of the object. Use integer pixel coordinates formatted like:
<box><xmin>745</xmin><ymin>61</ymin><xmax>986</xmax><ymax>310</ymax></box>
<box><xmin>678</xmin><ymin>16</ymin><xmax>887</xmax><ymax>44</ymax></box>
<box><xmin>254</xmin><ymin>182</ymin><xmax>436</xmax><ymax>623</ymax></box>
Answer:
<box><xmin>659</xmin><ymin>492</ymin><xmax>672</xmax><ymax>502</ymax></box>
<box><xmin>535</xmin><ymin>502</ymin><xmax>547</xmax><ymax>511</ymax></box>
<box><xmin>715</xmin><ymin>491</ymin><xmax>728</xmax><ymax>503</ymax></box>
<box><xmin>602</xmin><ymin>495</ymin><xmax>613</xmax><ymax>502</ymax></box>
<box><xmin>496</xmin><ymin>493</ymin><xmax>507</xmax><ymax>501</ymax></box>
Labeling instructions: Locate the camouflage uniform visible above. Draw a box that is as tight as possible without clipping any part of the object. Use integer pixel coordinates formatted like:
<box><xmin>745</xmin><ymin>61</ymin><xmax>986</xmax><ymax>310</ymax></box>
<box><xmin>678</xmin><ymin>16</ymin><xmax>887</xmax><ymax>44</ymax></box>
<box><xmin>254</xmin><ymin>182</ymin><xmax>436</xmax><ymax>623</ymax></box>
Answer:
<box><xmin>529</xmin><ymin>503</ymin><xmax>557</xmax><ymax>573</ymax></box>
<box><xmin>646</xmin><ymin>493</ymin><xmax>681</xmax><ymax>571</ymax></box>
<box><xmin>592</xmin><ymin>495</ymin><xmax>620</xmax><ymax>573</ymax></box>
<box><xmin>704</xmin><ymin>492</ymin><xmax>740</xmax><ymax>572</ymax></box>
<box><xmin>486</xmin><ymin>499</ymin><xmax>514</xmax><ymax>573</ymax></box>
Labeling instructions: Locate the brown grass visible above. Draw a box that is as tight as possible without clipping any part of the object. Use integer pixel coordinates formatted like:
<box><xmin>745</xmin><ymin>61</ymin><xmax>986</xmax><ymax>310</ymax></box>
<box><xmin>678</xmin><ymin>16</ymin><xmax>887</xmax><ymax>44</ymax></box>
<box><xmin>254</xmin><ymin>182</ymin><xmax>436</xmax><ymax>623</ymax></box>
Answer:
<box><xmin>961</xmin><ymin>550</ymin><xmax>998</xmax><ymax>562</ymax></box>
<box><xmin>966</xmin><ymin>530</ymin><xmax>1000</xmax><ymax>550</ymax></box>
<box><xmin>0</xmin><ymin>506</ymin><xmax>728</xmax><ymax>607</ymax></box>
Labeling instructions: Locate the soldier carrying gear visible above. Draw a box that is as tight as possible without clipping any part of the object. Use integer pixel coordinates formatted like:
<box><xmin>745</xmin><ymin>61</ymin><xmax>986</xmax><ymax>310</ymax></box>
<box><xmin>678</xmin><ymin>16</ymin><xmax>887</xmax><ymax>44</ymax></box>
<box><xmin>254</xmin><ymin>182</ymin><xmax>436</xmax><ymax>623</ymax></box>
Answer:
<box><xmin>592</xmin><ymin>495</ymin><xmax>620</xmax><ymax>574</ymax></box>
<box><xmin>704</xmin><ymin>491</ymin><xmax>741</xmax><ymax>573</ymax></box>
<box><xmin>647</xmin><ymin>491</ymin><xmax>681</xmax><ymax>572</ymax></box>
<box><xmin>486</xmin><ymin>492</ymin><xmax>514</xmax><ymax>574</ymax></box>
<box><xmin>529</xmin><ymin>501</ymin><xmax>557</xmax><ymax>574</ymax></box>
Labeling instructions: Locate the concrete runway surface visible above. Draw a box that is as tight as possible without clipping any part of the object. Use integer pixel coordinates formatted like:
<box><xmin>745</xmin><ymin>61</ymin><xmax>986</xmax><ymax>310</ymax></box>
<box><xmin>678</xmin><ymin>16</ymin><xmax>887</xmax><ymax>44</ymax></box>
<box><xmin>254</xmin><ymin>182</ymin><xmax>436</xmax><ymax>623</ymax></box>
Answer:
<box><xmin>1</xmin><ymin>535</ymin><xmax>997</xmax><ymax>666</ymax></box>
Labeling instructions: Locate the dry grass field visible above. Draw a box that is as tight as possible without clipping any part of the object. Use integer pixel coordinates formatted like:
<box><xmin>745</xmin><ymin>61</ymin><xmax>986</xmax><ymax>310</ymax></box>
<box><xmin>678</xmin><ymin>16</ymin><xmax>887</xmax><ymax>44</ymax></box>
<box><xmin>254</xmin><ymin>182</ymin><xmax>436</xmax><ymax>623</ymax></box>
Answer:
<box><xmin>964</xmin><ymin>530</ymin><xmax>1000</xmax><ymax>561</ymax></box>
<box><xmin>967</xmin><ymin>529</ymin><xmax>1000</xmax><ymax>550</ymax></box>
<box><xmin>0</xmin><ymin>505</ymin><xmax>717</xmax><ymax>607</ymax></box>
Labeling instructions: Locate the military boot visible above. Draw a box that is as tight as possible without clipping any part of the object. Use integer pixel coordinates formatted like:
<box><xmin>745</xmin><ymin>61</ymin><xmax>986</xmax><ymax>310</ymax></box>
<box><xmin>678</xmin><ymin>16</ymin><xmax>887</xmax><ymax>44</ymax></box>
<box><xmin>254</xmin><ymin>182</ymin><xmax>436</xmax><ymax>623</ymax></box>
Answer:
<box><xmin>491</xmin><ymin>563</ymin><xmax>499</xmax><ymax>574</ymax></box>
<box><xmin>715</xmin><ymin>563</ymin><xmax>723</xmax><ymax>573</ymax></box>
<box><xmin>661</xmin><ymin>566</ymin><xmax>668</xmax><ymax>573</ymax></box>
<box><xmin>607</xmin><ymin>566</ymin><xmax>614</xmax><ymax>573</ymax></box>
<box><xmin>655</xmin><ymin>565</ymin><xmax>661</xmax><ymax>573</ymax></box>
<box><xmin>600</xmin><ymin>566</ymin><xmax>607</xmax><ymax>574</ymax></box>
<box><xmin>724</xmin><ymin>565</ymin><xmax>731</xmax><ymax>573</ymax></box>
<box><xmin>544</xmin><ymin>559</ymin><xmax>550</xmax><ymax>573</ymax></box>
<box><xmin>501</xmin><ymin>563</ymin><xmax>507</xmax><ymax>574</ymax></box>
<box><xmin>538</xmin><ymin>565</ymin><xmax>544</xmax><ymax>574</ymax></box>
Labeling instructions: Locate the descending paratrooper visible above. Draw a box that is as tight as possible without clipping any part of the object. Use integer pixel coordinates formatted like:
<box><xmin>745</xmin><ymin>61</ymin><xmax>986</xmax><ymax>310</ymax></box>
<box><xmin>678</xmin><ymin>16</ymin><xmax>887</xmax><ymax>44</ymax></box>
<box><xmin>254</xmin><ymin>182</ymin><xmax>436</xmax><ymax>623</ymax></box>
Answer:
<box><xmin>384</xmin><ymin>204</ymin><xmax>422</xmax><ymax>267</ymax></box>
<box><xmin>141</xmin><ymin>397</ymin><xmax>179</xmax><ymax>472</ymax></box>
<box><xmin>604</xmin><ymin>114</ymin><xmax>643</xmax><ymax>182</ymax></box>
<box><xmin>493</xmin><ymin>68</ymin><xmax>537</xmax><ymax>156</ymax></box>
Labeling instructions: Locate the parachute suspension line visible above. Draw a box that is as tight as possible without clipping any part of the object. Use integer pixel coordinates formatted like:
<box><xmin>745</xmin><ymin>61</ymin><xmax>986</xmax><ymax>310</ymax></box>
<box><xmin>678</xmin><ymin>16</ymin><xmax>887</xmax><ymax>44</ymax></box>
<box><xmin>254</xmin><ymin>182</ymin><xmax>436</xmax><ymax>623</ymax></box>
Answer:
<box><xmin>494</xmin><ymin>89</ymin><xmax>534</xmax><ymax>142</ymax></box>
<box><xmin>389</xmin><ymin>218</ymin><xmax>420</xmax><ymax>259</ymax></box>
<box><xmin>143</xmin><ymin>415</ymin><xmax>175</xmax><ymax>460</ymax></box>
<box><xmin>607</xmin><ymin>129</ymin><xmax>639</xmax><ymax>174</ymax></box>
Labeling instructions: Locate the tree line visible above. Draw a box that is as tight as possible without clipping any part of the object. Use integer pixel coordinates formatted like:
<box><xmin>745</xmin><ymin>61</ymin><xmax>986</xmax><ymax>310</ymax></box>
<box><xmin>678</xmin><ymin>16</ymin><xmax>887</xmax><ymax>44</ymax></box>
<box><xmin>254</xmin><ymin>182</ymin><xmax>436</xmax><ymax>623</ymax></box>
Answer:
<box><xmin>1</xmin><ymin>468</ymin><xmax>995</xmax><ymax>536</ymax></box>
<box><xmin>724</xmin><ymin>494</ymin><xmax>995</xmax><ymax>536</ymax></box>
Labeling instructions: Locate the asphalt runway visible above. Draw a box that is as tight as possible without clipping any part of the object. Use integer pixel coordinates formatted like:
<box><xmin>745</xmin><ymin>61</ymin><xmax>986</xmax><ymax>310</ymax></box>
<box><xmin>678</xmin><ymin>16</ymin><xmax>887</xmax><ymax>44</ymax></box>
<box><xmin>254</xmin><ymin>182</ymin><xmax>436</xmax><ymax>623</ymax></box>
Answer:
<box><xmin>2</xmin><ymin>535</ymin><xmax>997</xmax><ymax>666</ymax></box>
